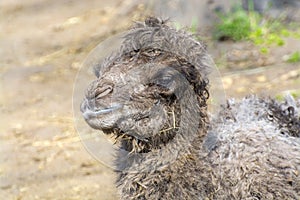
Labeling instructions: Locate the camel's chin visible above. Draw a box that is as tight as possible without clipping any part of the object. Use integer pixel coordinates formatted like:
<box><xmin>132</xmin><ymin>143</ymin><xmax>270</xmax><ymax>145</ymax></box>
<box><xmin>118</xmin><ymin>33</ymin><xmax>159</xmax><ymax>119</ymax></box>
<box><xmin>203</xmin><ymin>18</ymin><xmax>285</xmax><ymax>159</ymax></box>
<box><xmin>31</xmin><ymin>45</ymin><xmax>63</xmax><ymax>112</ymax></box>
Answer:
<box><xmin>83</xmin><ymin>116</ymin><xmax>115</xmax><ymax>131</ymax></box>
<box><xmin>81</xmin><ymin>101</ymin><xmax>124</xmax><ymax>130</ymax></box>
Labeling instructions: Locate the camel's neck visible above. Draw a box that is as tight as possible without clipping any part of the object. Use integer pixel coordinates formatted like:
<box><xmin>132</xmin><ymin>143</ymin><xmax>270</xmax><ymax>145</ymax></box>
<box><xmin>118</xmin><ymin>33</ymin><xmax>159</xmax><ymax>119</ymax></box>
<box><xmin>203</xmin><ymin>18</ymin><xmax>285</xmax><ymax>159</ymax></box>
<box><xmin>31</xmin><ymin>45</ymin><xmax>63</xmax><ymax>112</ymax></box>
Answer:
<box><xmin>114</xmin><ymin>105</ymin><xmax>210</xmax><ymax>200</ymax></box>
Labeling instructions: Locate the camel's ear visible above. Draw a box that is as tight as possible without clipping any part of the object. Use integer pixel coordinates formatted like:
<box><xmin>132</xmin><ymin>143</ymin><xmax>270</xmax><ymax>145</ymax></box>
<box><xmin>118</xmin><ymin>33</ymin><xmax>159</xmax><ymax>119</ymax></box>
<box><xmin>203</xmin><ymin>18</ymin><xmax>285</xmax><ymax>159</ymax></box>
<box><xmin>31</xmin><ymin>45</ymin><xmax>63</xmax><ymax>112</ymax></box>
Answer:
<box><xmin>148</xmin><ymin>67</ymin><xmax>189</xmax><ymax>99</ymax></box>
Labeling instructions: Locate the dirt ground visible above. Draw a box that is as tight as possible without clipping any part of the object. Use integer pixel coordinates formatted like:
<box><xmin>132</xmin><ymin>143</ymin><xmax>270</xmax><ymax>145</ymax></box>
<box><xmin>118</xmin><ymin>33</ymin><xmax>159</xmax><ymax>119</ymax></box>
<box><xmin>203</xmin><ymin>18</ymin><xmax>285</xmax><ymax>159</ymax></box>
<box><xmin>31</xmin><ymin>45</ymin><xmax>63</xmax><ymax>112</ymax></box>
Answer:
<box><xmin>0</xmin><ymin>0</ymin><xmax>299</xmax><ymax>200</ymax></box>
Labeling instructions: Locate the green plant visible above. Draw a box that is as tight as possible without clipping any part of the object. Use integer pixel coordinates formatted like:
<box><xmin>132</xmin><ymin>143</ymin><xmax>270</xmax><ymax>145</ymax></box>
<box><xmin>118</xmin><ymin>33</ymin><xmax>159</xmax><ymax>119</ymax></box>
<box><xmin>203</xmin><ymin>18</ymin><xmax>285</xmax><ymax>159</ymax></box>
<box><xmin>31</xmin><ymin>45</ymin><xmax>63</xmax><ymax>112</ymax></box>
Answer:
<box><xmin>215</xmin><ymin>9</ymin><xmax>252</xmax><ymax>41</ymax></box>
<box><xmin>173</xmin><ymin>18</ymin><xmax>202</xmax><ymax>41</ymax></box>
<box><xmin>214</xmin><ymin>3</ymin><xmax>299</xmax><ymax>52</ymax></box>
<box><xmin>287</xmin><ymin>51</ymin><xmax>300</xmax><ymax>63</ymax></box>
<box><xmin>291</xmin><ymin>90</ymin><xmax>300</xmax><ymax>98</ymax></box>
<box><xmin>260</xmin><ymin>46</ymin><xmax>269</xmax><ymax>54</ymax></box>
<box><xmin>248</xmin><ymin>19</ymin><xmax>286</xmax><ymax>47</ymax></box>
<box><xmin>189</xmin><ymin>18</ymin><xmax>198</xmax><ymax>34</ymax></box>
<box><xmin>276</xmin><ymin>90</ymin><xmax>300</xmax><ymax>101</ymax></box>
<box><xmin>173</xmin><ymin>18</ymin><xmax>198</xmax><ymax>33</ymax></box>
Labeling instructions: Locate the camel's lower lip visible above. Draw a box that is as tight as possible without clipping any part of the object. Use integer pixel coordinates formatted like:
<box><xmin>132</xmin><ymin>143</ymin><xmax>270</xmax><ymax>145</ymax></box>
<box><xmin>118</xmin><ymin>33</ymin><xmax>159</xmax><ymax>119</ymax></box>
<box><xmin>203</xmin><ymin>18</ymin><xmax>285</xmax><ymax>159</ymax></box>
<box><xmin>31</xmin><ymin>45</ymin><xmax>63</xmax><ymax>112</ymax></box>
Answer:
<box><xmin>82</xmin><ymin>103</ymin><xmax>123</xmax><ymax>120</ymax></box>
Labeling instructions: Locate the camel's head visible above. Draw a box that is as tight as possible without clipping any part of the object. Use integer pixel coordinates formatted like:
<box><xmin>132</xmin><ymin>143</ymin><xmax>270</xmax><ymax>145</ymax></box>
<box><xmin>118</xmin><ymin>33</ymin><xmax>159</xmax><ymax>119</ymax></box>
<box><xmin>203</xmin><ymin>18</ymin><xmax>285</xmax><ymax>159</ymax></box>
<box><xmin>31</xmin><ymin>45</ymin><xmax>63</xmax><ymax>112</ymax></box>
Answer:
<box><xmin>81</xmin><ymin>17</ymin><xmax>210</xmax><ymax>153</ymax></box>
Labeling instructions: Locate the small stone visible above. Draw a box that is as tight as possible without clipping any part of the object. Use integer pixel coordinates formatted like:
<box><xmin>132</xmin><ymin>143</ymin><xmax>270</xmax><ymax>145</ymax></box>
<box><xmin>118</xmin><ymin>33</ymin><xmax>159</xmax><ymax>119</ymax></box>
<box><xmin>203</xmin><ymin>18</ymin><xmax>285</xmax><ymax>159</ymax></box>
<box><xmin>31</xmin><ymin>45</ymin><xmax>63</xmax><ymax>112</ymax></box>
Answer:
<box><xmin>222</xmin><ymin>77</ymin><xmax>233</xmax><ymax>89</ymax></box>
<box><xmin>256</xmin><ymin>75</ymin><xmax>267</xmax><ymax>82</ymax></box>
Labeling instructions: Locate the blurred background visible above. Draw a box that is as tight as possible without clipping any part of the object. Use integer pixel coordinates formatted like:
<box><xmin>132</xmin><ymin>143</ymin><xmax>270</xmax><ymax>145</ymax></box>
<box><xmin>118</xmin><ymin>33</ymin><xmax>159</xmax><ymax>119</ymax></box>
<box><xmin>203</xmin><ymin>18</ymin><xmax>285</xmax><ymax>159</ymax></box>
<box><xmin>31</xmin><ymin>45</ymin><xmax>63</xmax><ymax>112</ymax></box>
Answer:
<box><xmin>0</xmin><ymin>0</ymin><xmax>299</xmax><ymax>199</ymax></box>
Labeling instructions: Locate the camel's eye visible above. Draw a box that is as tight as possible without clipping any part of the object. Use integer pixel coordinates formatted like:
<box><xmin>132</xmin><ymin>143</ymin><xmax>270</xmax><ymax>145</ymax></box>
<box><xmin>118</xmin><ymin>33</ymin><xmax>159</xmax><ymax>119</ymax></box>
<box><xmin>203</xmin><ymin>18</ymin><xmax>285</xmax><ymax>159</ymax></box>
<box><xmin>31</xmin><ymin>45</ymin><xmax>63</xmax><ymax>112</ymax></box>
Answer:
<box><xmin>95</xmin><ymin>85</ymin><xmax>113</xmax><ymax>99</ymax></box>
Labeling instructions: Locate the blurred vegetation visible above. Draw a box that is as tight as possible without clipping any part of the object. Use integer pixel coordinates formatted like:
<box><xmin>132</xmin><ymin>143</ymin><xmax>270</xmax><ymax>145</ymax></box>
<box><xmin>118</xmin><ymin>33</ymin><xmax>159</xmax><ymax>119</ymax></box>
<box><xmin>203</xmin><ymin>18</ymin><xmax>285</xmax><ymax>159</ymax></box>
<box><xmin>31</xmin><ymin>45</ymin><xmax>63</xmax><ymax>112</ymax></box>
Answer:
<box><xmin>276</xmin><ymin>90</ymin><xmax>300</xmax><ymax>101</ymax></box>
<box><xmin>213</xmin><ymin>3</ymin><xmax>300</xmax><ymax>54</ymax></box>
<box><xmin>215</xmin><ymin>9</ymin><xmax>252</xmax><ymax>41</ymax></box>
<box><xmin>286</xmin><ymin>51</ymin><xmax>300</xmax><ymax>63</ymax></box>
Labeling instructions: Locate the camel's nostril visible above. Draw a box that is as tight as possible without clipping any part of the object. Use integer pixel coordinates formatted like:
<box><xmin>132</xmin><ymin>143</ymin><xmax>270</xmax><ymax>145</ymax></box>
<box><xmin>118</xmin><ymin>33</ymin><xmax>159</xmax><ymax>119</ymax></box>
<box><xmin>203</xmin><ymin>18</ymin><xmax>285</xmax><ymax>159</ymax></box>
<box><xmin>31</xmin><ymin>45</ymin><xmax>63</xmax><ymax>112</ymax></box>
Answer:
<box><xmin>95</xmin><ymin>85</ymin><xmax>114</xmax><ymax>99</ymax></box>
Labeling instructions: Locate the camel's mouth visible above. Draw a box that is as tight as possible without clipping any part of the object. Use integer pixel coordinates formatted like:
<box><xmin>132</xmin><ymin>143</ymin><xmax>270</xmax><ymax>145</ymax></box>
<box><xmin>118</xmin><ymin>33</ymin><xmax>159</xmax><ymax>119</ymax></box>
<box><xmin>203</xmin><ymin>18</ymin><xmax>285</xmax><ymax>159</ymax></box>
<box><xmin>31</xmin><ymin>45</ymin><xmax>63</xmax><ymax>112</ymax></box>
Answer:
<box><xmin>107</xmin><ymin>105</ymin><xmax>181</xmax><ymax>153</ymax></box>
<box><xmin>80</xmin><ymin>99</ymin><xmax>123</xmax><ymax>130</ymax></box>
<box><xmin>81</xmin><ymin>104</ymin><xmax>123</xmax><ymax>120</ymax></box>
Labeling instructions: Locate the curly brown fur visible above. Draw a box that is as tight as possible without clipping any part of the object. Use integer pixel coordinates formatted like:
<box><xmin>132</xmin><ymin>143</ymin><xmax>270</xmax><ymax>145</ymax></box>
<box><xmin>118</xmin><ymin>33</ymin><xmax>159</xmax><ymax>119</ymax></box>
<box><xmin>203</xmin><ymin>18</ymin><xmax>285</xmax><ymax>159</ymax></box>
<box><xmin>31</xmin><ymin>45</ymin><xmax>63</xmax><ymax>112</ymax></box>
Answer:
<box><xmin>81</xmin><ymin>17</ymin><xmax>300</xmax><ymax>199</ymax></box>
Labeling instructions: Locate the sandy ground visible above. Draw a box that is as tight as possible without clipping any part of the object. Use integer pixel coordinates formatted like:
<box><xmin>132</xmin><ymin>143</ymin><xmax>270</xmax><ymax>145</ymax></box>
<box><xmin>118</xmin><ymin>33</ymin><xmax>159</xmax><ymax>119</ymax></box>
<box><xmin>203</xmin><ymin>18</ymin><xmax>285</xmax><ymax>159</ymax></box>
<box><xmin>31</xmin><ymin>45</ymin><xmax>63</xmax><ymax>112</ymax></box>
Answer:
<box><xmin>0</xmin><ymin>0</ymin><xmax>299</xmax><ymax>200</ymax></box>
